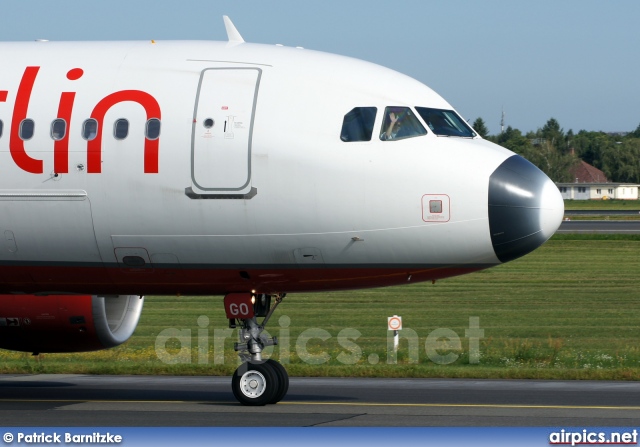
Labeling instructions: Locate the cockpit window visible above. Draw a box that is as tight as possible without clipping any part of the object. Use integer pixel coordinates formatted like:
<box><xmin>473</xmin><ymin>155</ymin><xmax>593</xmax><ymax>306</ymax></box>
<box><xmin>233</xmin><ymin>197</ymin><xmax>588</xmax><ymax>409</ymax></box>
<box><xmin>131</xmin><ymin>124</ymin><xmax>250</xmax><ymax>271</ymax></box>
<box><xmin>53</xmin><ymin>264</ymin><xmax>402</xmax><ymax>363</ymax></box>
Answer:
<box><xmin>415</xmin><ymin>107</ymin><xmax>476</xmax><ymax>137</ymax></box>
<box><xmin>380</xmin><ymin>107</ymin><xmax>427</xmax><ymax>141</ymax></box>
<box><xmin>341</xmin><ymin>107</ymin><xmax>377</xmax><ymax>142</ymax></box>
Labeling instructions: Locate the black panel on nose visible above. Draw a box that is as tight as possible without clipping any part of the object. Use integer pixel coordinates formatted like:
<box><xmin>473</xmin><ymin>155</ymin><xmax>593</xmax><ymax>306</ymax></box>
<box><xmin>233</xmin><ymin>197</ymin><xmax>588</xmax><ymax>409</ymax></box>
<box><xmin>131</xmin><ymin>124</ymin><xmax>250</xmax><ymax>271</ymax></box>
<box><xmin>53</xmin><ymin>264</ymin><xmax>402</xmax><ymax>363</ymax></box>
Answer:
<box><xmin>488</xmin><ymin>155</ymin><xmax>550</xmax><ymax>263</ymax></box>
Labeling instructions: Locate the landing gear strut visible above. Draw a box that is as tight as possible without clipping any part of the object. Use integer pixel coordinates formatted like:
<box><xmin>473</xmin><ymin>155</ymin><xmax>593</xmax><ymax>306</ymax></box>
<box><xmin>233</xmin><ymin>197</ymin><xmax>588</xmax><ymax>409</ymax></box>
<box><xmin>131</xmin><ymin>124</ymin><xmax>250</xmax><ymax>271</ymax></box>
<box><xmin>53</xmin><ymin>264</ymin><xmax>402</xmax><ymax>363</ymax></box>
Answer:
<box><xmin>225</xmin><ymin>293</ymin><xmax>289</xmax><ymax>406</ymax></box>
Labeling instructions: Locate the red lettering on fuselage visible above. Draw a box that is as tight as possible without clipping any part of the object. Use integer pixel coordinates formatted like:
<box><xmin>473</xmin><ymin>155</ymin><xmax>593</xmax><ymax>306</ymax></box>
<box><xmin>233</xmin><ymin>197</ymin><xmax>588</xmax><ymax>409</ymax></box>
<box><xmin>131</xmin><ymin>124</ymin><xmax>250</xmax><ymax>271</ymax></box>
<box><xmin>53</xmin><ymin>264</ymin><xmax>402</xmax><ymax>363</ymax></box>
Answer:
<box><xmin>88</xmin><ymin>91</ymin><xmax>161</xmax><ymax>174</ymax></box>
<box><xmin>1</xmin><ymin>66</ymin><xmax>161</xmax><ymax>174</ymax></box>
<box><xmin>54</xmin><ymin>69</ymin><xmax>83</xmax><ymax>174</ymax></box>
<box><xmin>10</xmin><ymin>67</ymin><xmax>43</xmax><ymax>174</ymax></box>
<box><xmin>54</xmin><ymin>92</ymin><xmax>75</xmax><ymax>174</ymax></box>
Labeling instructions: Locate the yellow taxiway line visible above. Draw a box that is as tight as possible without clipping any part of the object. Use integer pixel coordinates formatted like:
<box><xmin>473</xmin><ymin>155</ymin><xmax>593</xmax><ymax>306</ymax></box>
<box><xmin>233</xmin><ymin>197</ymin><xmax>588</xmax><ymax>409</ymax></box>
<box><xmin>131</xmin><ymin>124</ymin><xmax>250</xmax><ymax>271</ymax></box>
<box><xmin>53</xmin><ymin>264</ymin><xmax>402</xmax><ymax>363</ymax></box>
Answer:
<box><xmin>0</xmin><ymin>399</ymin><xmax>639</xmax><ymax>411</ymax></box>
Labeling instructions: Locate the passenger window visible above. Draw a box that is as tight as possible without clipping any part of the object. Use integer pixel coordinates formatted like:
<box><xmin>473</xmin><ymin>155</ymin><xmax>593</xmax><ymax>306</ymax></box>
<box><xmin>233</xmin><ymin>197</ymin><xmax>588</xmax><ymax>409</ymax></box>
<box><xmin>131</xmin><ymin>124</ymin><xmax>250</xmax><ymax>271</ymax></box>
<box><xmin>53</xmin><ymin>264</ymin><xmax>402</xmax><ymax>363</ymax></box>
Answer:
<box><xmin>114</xmin><ymin>119</ymin><xmax>129</xmax><ymax>140</ymax></box>
<box><xmin>340</xmin><ymin>107</ymin><xmax>376</xmax><ymax>142</ymax></box>
<box><xmin>20</xmin><ymin>119</ymin><xmax>35</xmax><ymax>140</ymax></box>
<box><xmin>146</xmin><ymin>118</ymin><xmax>161</xmax><ymax>140</ymax></box>
<box><xmin>380</xmin><ymin>107</ymin><xmax>426</xmax><ymax>141</ymax></box>
<box><xmin>415</xmin><ymin>107</ymin><xmax>476</xmax><ymax>138</ymax></box>
<box><xmin>0</xmin><ymin>120</ymin><xmax>3</xmax><ymax>138</ymax></box>
<box><xmin>51</xmin><ymin>119</ymin><xmax>67</xmax><ymax>141</ymax></box>
<box><xmin>82</xmin><ymin>119</ymin><xmax>98</xmax><ymax>141</ymax></box>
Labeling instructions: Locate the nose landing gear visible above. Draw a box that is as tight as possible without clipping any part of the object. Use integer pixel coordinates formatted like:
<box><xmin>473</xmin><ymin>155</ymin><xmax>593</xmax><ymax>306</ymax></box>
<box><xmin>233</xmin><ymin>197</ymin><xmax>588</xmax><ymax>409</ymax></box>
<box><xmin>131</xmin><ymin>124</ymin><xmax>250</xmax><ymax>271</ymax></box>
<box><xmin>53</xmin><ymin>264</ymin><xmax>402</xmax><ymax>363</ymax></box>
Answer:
<box><xmin>225</xmin><ymin>293</ymin><xmax>289</xmax><ymax>405</ymax></box>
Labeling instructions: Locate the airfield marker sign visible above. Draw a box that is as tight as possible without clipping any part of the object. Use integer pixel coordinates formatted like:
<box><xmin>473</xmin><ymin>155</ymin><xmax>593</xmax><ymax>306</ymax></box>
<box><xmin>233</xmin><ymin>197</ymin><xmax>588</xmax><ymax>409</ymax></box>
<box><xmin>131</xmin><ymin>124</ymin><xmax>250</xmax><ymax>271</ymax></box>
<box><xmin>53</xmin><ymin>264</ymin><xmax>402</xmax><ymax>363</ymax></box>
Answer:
<box><xmin>388</xmin><ymin>315</ymin><xmax>402</xmax><ymax>351</ymax></box>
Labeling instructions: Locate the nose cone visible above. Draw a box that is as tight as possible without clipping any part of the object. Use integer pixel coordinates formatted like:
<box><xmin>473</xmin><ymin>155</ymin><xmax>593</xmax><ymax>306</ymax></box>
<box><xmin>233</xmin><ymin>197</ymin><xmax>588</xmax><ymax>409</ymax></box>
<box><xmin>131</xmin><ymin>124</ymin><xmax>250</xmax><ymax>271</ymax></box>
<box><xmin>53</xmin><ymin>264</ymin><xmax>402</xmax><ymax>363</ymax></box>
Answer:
<box><xmin>488</xmin><ymin>155</ymin><xmax>564</xmax><ymax>263</ymax></box>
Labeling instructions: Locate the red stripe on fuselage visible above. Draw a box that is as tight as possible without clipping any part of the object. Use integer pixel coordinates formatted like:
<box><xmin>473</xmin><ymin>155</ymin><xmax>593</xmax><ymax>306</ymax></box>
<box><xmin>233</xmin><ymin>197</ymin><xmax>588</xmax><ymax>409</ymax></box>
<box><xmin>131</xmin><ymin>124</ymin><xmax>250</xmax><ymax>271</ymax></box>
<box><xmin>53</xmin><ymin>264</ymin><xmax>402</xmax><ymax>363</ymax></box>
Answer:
<box><xmin>0</xmin><ymin>265</ymin><xmax>486</xmax><ymax>295</ymax></box>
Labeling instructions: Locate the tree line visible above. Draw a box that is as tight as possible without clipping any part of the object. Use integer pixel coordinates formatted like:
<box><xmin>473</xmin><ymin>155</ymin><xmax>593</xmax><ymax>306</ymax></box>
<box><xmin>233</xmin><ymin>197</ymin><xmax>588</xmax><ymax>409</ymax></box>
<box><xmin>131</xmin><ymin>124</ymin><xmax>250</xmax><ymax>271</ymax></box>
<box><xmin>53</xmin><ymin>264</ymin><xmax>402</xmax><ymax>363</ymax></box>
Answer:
<box><xmin>472</xmin><ymin>117</ymin><xmax>640</xmax><ymax>183</ymax></box>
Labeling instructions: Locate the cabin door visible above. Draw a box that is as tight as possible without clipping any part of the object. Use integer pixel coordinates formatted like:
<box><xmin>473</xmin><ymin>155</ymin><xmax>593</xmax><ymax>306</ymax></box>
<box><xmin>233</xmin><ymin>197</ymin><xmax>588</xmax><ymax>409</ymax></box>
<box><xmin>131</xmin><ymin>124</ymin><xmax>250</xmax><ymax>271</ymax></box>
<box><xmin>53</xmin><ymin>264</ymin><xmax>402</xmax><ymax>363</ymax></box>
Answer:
<box><xmin>191</xmin><ymin>68</ymin><xmax>261</xmax><ymax>195</ymax></box>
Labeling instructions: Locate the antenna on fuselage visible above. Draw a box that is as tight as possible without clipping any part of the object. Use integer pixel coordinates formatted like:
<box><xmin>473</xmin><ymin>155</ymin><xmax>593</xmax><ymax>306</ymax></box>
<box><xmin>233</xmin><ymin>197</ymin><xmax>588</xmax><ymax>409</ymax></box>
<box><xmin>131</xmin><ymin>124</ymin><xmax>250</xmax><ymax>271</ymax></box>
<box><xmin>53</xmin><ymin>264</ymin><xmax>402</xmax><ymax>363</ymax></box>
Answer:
<box><xmin>223</xmin><ymin>16</ymin><xmax>245</xmax><ymax>43</ymax></box>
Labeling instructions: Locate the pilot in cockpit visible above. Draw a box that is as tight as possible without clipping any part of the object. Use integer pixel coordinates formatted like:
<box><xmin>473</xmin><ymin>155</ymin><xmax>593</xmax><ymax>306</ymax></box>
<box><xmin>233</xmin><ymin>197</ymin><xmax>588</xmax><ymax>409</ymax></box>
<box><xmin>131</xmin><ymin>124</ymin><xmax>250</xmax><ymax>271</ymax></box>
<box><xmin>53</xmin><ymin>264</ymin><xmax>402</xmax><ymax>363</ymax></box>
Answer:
<box><xmin>380</xmin><ymin>107</ymin><xmax>428</xmax><ymax>141</ymax></box>
<box><xmin>380</xmin><ymin>111</ymin><xmax>402</xmax><ymax>140</ymax></box>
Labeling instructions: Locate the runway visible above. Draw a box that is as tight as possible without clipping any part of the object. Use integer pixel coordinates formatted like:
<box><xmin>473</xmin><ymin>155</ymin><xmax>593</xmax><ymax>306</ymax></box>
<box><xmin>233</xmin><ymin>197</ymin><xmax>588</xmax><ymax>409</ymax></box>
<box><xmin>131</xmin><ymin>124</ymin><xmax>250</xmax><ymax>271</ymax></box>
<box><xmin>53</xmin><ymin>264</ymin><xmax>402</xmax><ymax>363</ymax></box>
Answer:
<box><xmin>558</xmin><ymin>220</ymin><xmax>640</xmax><ymax>233</ymax></box>
<box><xmin>1</xmin><ymin>374</ymin><xmax>640</xmax><ymax>426</ymax></box>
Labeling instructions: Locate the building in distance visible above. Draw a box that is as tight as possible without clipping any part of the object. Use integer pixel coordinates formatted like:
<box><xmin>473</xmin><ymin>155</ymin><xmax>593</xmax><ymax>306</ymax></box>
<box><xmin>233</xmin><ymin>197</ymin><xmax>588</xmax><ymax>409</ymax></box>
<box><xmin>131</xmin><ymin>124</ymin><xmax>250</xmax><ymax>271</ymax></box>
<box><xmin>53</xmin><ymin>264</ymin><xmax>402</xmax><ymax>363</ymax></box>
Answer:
<box><xmin>557</xmin><ymin>160</ymin><xmax>639</xmax><ymax>200</ymax></box>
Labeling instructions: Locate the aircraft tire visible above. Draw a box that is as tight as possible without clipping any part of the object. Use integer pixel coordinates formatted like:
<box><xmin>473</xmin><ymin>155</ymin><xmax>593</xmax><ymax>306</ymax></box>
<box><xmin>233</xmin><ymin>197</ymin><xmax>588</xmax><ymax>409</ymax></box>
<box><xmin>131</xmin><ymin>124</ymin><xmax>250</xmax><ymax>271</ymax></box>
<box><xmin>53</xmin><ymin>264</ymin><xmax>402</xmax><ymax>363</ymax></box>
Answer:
<box><xmin>232</xmin><ymin>361</ymin><xmax>278</xmax><ymax>406</ymax></box>
<box><xmin>266</xmin><ymin>359</ymin><xmax>289</xmax><ymax>404</ymax></box>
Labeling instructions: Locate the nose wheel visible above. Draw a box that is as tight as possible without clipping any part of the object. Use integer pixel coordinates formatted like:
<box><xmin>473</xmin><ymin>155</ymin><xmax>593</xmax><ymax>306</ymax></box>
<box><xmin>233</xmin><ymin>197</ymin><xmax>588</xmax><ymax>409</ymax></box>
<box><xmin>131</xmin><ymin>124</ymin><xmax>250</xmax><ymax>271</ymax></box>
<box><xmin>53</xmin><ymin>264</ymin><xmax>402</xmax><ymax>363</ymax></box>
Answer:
<box><xmin>225</xmin><ymin>293</ymin><xmax>289</xmax><ymax>405</ymax></box>
<box><xmin>231</xmin><ymin>359</ymin><xmax>289</xmax><ymax>406</ymax></box>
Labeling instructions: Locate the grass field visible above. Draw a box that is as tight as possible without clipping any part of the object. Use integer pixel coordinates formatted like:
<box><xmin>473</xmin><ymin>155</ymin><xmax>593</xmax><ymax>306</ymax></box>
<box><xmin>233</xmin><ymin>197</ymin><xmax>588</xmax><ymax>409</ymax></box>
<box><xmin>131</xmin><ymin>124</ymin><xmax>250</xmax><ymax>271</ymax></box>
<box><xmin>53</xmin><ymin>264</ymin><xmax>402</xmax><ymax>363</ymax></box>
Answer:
<box><xmin>2</xmin><ymin>234</ymin><xmax>639</xmax><ymax>380</ymax></box>
<box><xmin>566</xmin><ymin>216</ymin><xmax>640</xmax><ymax>220</ymax></box>
<box><xmin>564</xmin><ymin>199</ymin><xmax>640</xmax><ymax>210</ymax></box>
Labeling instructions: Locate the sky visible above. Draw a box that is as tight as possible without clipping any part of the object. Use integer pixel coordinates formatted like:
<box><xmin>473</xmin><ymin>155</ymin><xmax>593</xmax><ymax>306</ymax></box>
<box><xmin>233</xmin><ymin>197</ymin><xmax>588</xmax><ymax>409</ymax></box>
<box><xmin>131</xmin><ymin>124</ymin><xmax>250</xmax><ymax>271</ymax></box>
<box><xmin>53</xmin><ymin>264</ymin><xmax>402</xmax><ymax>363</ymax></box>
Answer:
<box><xmin>1</xmin><ymin>0</ymin><xmax>639</xmax><ymax>135</ymax></box>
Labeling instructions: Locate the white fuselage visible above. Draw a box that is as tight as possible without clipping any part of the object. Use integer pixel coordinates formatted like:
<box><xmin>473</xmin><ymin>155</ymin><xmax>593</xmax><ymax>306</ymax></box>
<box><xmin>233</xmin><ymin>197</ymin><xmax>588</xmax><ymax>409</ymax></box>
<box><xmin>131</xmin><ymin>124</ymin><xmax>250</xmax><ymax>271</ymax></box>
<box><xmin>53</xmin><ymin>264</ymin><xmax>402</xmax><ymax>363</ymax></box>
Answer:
<box><xmin>0</xmin><ymin>40</ymin><xmax>563</xmax><ymax>295</ymax></box>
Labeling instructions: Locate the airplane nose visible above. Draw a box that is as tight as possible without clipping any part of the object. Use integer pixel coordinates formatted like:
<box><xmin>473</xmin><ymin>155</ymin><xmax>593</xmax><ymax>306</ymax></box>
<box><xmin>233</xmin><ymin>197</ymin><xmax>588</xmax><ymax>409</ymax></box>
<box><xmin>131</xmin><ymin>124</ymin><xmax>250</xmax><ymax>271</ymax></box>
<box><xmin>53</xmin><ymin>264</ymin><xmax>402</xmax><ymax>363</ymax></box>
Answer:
<box><xmin>488</xmin><ymin>155</ymin><xmax>564</xmax><ymax>263</ymax></box>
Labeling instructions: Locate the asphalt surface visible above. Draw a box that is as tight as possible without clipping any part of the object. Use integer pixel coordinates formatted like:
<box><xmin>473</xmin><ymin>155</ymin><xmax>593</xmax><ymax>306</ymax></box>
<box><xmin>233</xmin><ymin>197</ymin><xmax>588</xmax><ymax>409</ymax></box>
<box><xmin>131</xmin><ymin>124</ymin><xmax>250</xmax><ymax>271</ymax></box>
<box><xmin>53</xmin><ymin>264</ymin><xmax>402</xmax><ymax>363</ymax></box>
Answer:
<box><xmin>558</xmin><ymin>220</ymin><xmax>640</xmax><ymax>233</ymax></box>
<box><xmin>1</xmin><ymin>374</ymin><xmax>639</xmax><ymax>426</ymax></box>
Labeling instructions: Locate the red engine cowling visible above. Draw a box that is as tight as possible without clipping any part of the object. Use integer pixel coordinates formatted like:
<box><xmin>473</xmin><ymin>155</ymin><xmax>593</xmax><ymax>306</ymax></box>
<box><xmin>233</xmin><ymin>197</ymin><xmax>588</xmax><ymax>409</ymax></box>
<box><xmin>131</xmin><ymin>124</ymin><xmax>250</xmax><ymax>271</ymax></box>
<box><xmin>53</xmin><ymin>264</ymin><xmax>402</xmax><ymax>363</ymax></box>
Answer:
<box><xmin>0</xmin><ymin>294</ymin><xmax>144</xmax><ymax>353</ymax></box>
